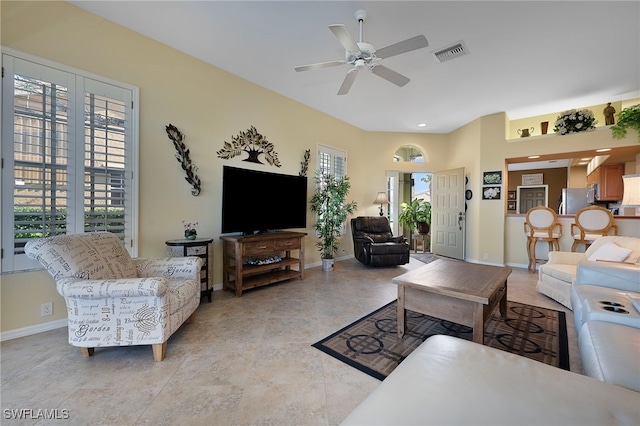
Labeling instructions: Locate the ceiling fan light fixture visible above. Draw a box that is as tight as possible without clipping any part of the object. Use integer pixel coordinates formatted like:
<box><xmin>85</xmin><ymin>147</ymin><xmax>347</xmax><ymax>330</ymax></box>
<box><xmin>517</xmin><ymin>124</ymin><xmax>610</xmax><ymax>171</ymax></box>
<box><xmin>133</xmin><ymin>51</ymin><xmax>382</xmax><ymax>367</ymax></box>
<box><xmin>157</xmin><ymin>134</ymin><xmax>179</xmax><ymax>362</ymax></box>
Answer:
<box><xmin>295</xmin><ymin>10</ymin><xmax>429</xmax><ymax>95</ymax></box>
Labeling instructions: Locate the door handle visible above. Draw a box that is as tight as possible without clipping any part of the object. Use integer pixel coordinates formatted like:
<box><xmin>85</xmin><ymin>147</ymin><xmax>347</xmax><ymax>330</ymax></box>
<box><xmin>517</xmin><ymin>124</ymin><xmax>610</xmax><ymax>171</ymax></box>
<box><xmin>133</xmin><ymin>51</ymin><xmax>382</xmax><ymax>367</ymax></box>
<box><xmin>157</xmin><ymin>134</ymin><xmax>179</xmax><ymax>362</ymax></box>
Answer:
<box><xmin>458</xmin><ymin>212</ymin><xmax>465</xmax><ymax>230</ymax></box>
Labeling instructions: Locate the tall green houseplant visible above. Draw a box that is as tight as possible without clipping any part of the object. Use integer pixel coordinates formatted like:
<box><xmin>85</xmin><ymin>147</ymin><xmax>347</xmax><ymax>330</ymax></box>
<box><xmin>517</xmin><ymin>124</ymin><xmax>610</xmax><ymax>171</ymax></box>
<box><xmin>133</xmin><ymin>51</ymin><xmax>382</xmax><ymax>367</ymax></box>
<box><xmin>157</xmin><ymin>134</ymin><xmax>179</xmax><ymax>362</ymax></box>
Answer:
<box><xmin>309</xmin><ymin>171</ymin><xmax>358</xmax><ymax>262</ymax></box>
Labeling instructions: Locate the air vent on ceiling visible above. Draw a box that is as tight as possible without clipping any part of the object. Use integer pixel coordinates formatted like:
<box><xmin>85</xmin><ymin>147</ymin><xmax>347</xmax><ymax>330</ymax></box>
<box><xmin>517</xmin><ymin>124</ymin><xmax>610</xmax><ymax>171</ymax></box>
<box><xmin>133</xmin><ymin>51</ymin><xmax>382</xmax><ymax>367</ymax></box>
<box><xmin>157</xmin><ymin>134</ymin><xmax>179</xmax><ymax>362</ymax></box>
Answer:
<box><xmin>432</xmin><ymin>41</ymin><xmax>469</xmax><ymax>63</ymax></box>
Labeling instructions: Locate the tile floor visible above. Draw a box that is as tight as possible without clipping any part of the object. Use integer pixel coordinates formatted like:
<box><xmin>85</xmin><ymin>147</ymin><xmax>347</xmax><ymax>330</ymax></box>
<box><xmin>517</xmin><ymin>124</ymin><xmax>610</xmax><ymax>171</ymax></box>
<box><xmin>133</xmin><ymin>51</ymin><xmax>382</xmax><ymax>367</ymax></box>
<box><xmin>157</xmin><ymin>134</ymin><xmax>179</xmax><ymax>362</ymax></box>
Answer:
<box><xmin>1</xmin><ymin>257</ymin><xmax>580</xmax><ymax>425</ymax></box>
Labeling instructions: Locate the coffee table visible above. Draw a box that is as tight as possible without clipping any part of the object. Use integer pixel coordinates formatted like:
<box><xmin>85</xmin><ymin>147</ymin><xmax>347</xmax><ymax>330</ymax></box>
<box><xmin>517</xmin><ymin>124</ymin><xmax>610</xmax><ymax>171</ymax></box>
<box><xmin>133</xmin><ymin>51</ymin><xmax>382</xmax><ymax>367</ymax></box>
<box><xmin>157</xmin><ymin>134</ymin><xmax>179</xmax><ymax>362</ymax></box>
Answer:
<box><xmin>393</xmin><ymin>258</ymin><xmax>512</xmax><ymax>344</ymax></box>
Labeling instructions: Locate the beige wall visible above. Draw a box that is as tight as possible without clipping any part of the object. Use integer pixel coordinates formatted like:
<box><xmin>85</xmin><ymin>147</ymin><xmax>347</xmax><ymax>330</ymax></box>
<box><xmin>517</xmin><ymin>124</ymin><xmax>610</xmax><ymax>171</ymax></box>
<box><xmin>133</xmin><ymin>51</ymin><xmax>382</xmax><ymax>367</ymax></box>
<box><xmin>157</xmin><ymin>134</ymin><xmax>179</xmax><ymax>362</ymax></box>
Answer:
<box><xmin>0</xmin><ymin>1</ymin><xmax>453</xmax><ymax>333</ymax></box>
<box><xmin>1</xmin><ymin>1</ymin><xmax>639</xmax><ymax>336</ymax></box>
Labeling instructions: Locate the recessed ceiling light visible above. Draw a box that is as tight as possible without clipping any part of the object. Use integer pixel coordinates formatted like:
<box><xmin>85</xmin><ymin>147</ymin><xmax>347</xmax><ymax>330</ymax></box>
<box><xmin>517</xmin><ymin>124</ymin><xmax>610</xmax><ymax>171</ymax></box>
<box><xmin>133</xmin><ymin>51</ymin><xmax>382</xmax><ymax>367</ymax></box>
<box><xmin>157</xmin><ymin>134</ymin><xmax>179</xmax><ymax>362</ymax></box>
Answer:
<box><xmin>596</xmin><ymin>148</ymin><xmax>611</xmax><ymax>152</ymax></box>
<box><xmin>417</xmin><ymin>123</ymin><xmax>427</xmax><ymax>128</ymax></box>
<box><xmin>580</xmin><ymin>158</ymin><xmax>591</xmax><ymax>161</ymax></box>
<box><xmin>528</xmin><ymin>155</ymin><xmax>540</xmax><ymax>159</ymax></box>
<box><xmin>577</xmin><ymin>162</ymin><xmax>588</xmax><ymax>165</ymax></box>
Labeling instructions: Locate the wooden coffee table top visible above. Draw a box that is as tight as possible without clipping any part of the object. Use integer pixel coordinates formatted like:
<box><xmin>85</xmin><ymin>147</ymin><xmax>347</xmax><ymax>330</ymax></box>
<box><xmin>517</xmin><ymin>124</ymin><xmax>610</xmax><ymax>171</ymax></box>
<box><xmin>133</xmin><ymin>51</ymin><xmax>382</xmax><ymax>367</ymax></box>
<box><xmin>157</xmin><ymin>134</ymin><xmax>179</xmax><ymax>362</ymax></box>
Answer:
<box><xmin>392</xmin><ymin>258</ymin><xmax>512</xmax><ymax>304</ymax></box>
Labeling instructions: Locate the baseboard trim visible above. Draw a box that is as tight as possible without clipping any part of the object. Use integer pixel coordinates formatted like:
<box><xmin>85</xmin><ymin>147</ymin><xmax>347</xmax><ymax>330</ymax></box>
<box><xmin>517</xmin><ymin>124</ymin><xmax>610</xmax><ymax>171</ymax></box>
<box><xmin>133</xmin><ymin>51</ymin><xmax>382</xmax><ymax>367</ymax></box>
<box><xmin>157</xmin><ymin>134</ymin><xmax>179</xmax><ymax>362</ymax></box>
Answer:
<box><xmin>1</xmin><ymin>318</ymin><xmax>67</xmax><ymax>342</ymax></box>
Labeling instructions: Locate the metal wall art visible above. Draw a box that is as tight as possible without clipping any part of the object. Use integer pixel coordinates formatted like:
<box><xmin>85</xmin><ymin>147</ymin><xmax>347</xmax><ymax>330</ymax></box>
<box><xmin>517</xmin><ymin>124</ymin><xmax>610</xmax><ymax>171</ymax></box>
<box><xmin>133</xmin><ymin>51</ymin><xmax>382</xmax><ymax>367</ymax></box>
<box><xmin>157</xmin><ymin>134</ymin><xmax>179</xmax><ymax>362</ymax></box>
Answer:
<box><xmin>216</xmin><ymin>126</ymin><xmax>281</xmax><ymax>167</ymax></box>
<box><xmin>165</xmin><ymin>124</ymin><xmax>201</xmax><ymax>196</ymax></box>
<box><xmin>299</xmin><ymin>149</ymin><xmax>311</xmax><ymax>177</ymax></box>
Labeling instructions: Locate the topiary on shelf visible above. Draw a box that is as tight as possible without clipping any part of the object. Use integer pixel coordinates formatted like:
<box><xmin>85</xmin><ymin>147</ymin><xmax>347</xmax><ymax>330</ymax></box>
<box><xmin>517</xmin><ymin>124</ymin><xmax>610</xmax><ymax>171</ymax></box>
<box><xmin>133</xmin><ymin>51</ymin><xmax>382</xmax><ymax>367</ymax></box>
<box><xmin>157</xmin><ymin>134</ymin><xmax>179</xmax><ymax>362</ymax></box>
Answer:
<box><xmin>611</xmin><ymin>104</ymin><xmax>640</xmax><ymax>143</ymax></box>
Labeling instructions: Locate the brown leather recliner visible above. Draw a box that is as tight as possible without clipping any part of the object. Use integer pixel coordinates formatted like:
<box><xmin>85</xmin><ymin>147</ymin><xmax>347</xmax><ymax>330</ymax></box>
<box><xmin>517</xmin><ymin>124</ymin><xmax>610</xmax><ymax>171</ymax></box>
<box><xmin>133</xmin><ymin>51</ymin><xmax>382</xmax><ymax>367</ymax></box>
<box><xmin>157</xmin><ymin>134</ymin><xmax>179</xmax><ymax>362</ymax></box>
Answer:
<box><xmin>351</xmin><ymin>216</ymin><xmax>410</xmax><ymax>266</ymax></box>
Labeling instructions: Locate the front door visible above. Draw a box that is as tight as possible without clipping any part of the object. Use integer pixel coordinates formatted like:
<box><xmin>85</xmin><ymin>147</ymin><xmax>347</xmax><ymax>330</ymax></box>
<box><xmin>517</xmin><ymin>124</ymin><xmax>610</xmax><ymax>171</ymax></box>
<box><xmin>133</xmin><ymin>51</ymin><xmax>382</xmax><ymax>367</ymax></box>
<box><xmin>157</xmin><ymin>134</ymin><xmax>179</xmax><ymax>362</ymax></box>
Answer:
<box><xmin>431</xmin><ymin>167</ymin><xmax>465</xmax><ymax>260</ymax></box>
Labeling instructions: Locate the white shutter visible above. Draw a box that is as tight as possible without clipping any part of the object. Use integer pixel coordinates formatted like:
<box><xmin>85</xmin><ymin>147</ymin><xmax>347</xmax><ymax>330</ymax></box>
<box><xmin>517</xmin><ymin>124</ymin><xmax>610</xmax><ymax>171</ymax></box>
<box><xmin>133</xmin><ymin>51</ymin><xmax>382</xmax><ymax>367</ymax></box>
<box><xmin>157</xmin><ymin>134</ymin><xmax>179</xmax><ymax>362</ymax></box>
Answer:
<box><xmin>317</xmin><ymin>144</ymin><xmax>347</xmax><ymax>178</ymax></box>
<box><xmin>1</xmin><ymin>51</ymin><xmax>138</xmax><ymax>273</ymax></box>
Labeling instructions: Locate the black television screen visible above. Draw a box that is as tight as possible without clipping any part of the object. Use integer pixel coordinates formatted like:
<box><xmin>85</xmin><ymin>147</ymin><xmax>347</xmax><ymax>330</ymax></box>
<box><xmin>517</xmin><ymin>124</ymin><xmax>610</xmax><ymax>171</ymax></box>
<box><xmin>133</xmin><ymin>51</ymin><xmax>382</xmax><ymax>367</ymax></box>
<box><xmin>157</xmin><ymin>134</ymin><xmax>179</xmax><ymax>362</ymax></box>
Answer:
<box><xmin>221</xmin><ymin>166</ymin><xmax>308</xmax><ymax>235</ymax></box>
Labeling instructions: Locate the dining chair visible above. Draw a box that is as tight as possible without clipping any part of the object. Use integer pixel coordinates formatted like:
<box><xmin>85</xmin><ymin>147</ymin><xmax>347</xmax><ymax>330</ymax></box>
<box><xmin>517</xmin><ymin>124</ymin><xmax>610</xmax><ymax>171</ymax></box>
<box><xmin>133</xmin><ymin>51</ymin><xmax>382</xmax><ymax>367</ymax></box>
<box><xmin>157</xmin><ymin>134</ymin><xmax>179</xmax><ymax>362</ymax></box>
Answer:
<box><xmin>571</xmin><ymin>206</ymin><xmax>618</xmax><ymax>252</ymax></box>
<box><xmin>524</xmin><ymin>206</ymin><xmax>562</xmax><ymax>272</ymax></box>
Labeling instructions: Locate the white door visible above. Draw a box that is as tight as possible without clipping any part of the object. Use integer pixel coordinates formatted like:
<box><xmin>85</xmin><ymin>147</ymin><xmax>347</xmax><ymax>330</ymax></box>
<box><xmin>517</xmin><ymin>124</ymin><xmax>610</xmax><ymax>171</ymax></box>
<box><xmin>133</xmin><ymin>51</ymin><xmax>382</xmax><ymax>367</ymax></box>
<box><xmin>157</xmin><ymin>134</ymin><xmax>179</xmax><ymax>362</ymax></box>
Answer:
<box><xmin>431</xmin><ymin>167</ymin><xmax>466</xmax><ymax>260</ymax></box>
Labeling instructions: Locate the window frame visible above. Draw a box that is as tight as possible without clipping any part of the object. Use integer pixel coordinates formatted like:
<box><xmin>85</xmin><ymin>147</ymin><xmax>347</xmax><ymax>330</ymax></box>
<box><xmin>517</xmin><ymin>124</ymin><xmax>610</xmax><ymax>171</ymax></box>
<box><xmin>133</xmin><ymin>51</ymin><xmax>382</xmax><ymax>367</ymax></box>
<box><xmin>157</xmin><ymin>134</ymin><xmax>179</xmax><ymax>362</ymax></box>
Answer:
<box><xmin>1</xmin><ymin>48</ymin><xmax>139</xmax><ymax>273</ymax></box>
<box><xmin>317</xmin><ymin>143</ymin><xmax>347</xmax><ymax>179</ymax></box>
<box><xmin>316</xmin><ymin>143</ymin><xmax>349</xmax><ymax>235</ymax></box>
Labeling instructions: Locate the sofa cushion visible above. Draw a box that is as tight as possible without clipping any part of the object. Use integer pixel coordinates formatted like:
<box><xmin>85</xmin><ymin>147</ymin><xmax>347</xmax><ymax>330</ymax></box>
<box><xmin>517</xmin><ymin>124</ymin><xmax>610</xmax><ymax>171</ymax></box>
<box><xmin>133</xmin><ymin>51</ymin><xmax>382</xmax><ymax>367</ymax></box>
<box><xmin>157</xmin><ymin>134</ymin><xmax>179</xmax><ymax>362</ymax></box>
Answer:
<box><xmin>342</xmin><ymin>335</ymin><xmax>640</xmax><ymax>425</ymax></box>
<box><xmin>579</xmin><ymin>321</ymin><xmax>640</xmax><ymax>392</ymax></box>
<box><xmin>585</xmin><ymin>236</ymin><xmax>640</xmax><ymax>264</ymax></box>
<box><xmin>587</xmin><ymin>242</ymin><xmax>632</xmax><ymax>262</ymax></box>
<box><xmin>539</xmin><ymin>263</ymin><xmax>576</xmax><ymax>284</ymax></box>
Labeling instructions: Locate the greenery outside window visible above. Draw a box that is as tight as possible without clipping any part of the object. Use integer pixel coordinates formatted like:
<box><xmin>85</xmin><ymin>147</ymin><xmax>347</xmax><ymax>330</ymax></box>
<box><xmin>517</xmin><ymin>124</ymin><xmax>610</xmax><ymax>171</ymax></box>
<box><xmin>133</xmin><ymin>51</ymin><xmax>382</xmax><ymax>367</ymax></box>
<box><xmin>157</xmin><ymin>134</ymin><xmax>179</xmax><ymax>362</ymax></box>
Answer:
<box><xmin>1</xmin><ymin>50</ymin><xmax>139</xmax><ymax>273</ymax></box>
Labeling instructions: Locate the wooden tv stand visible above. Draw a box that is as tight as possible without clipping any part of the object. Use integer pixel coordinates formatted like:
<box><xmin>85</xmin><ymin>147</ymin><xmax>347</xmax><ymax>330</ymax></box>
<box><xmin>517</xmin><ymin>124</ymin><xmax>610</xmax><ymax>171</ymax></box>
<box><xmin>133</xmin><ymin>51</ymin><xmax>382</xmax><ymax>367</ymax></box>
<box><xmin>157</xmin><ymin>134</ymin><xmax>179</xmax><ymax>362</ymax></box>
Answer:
<box><xmin>220</xmin><ymin>231</ymin><xmax>306</xmax><ymax>296</ymax></box>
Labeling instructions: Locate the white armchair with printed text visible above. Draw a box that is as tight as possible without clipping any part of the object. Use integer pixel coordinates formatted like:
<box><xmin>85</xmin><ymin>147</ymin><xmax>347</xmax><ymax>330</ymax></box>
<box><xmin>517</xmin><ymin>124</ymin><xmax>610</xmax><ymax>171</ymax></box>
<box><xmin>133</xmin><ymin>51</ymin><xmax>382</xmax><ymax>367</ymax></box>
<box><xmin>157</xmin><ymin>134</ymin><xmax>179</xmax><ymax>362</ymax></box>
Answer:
<box><xmin>25</xmin><ymin>232</ymin><xmax>203</xmax><ymax>361</ymax></box>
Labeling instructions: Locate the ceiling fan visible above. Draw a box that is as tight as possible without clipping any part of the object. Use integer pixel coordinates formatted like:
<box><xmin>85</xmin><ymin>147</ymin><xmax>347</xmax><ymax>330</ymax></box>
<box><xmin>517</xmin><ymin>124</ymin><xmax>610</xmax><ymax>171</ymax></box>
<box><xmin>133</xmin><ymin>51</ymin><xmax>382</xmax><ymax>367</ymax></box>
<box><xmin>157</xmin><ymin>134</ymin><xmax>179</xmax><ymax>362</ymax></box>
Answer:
<box><xmin>294</xmin><ymin>10</ymin><xmax>429</xmax><ymax>95</ymax></box>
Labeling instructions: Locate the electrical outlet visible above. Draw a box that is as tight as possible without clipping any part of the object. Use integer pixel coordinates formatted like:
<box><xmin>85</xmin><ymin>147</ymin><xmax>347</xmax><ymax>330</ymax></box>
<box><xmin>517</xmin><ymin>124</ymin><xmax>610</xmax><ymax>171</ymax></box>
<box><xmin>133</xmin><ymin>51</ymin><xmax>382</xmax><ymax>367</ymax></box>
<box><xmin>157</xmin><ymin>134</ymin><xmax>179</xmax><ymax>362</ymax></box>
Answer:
<box><xmin>41</xmin><ymin>302</ymin><xmax>53</xmax><ymax>317</ymax></box>
<box><xmin>483</xmin><ymin>253</ymin><xmax>489</xmax><ymax>260</ymax></box>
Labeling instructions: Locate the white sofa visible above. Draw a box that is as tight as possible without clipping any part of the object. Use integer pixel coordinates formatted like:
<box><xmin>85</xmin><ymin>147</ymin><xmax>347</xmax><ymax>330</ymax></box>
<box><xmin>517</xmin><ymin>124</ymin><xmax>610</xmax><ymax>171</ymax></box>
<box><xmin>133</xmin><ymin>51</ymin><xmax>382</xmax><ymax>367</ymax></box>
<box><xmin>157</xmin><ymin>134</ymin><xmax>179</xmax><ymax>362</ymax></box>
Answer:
<box><xmin>25</xmin><ymin>232</ymin><xmax>203</xmax><ymax>361</ymax></box>
<box><xmin>341</xmin><ymin>335</ymin><xmax>640</xmax><ymax>425</ymax></box>
<box><xmin>569</xmin><ymin>261</ymin><xmax>640</xmax><ymax>392</ymax></box>
<box><xmin>537</xmin><ymin>235</ymin><xmax>640</xmax><ymax>309</ymax></box>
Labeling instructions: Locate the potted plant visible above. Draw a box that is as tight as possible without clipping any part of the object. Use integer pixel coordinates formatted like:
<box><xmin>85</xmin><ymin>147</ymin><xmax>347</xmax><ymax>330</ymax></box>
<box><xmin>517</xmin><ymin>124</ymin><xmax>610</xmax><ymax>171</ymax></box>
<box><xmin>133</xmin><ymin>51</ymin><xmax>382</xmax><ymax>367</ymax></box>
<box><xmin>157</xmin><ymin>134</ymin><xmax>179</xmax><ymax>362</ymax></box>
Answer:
<box><xmin>611</xmin><ymin>104</ymin><xmax>640</xmax><ymax>143</ymax></box>
<box><xmin>309</xmin><ymin>171</ymin><xmax>358</xmax><ymax>271</ymax></box>
<box><xmin>398</xmin><ymin>199</ymin><xmax>432</xmax><ymax>234</ymax></box>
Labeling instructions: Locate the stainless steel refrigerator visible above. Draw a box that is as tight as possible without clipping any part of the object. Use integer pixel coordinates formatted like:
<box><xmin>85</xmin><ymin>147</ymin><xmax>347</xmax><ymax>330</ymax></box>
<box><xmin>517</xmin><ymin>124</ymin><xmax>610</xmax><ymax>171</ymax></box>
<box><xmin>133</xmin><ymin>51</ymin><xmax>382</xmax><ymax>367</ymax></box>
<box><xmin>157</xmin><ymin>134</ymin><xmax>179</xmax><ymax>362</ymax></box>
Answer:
<box><xmin>559</xmin><ymin>188</ymin><xmax>592</xmax><ymax>214</ymax></box>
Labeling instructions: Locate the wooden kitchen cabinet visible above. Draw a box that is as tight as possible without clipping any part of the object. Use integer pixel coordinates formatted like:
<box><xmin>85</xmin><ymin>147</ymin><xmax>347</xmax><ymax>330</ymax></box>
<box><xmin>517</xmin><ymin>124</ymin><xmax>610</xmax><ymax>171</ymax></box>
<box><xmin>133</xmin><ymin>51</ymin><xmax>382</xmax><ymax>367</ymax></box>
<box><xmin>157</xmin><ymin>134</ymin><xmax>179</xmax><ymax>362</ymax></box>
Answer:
<box><xmin>587</xmin><ymin>164</ymin><xmax>624</xmax><ymax>201</ymax></box>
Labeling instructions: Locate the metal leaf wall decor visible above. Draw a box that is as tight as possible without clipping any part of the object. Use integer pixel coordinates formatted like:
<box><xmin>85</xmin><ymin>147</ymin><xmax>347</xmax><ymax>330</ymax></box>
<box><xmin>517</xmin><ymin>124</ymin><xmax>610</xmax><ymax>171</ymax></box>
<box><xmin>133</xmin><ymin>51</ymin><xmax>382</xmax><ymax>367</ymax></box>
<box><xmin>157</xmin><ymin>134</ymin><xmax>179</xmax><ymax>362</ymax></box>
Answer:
<box><xmin>165</xmin><ymin>124</ymin><xmax>202</xmax><ymax>196</ymax></box>
<box><xmin>217</xmin><ymin>126</ymin><xmax>281</xmax><ymax>167</ymax></box>
<box><xmin>300</xmin><ymin>149</ymin><xmax>311</xmax><ymax>177</ymax></box>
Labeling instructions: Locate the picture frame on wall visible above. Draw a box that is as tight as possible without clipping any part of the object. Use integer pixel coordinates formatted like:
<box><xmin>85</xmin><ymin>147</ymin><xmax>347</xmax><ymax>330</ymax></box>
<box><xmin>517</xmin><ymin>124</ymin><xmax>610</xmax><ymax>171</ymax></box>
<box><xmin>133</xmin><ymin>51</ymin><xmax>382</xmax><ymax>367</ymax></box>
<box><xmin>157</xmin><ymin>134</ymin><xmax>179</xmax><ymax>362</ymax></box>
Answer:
<box><xmin>507</xmin><ymin>200</ymin><xmax>516</xmax><ymax>210</ymax></box>
<box><xmin>507</xmin><ymin>190</ymin><xmax>516</xmax><ymax>200</ymax></box>
<box><xmin>483</xmin><ymin>171</ymin><xmax>502</xmax><ymax>185</ymax></box>
<box><xmin>522</xmin><ymin>173</ymin><xmax>543</xmax><ymax>185</ymax></box>
<box><xmin>482</xmin><ymin>186</ymin><xmax>501</xmax><ymax>200</ymax></box>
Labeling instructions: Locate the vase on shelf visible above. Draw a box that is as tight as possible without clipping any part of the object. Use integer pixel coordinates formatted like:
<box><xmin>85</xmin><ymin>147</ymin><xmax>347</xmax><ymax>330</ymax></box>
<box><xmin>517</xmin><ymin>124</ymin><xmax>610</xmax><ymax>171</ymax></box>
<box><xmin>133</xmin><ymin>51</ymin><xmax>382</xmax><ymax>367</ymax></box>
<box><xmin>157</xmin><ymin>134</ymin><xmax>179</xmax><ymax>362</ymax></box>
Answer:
<box><xmin>541</xmin><ymin>121</ymin><xmax>549</xmax><ymax>135</ymax></box>
<box><xmin>518</xmin><ymin>127</ymin><xmax>533</xmax><ymax>137</ymax></box>
<box><xmin>184</xmin><ymin>229</ymin><xmax>197</xmax><ymax>240</ymax></box>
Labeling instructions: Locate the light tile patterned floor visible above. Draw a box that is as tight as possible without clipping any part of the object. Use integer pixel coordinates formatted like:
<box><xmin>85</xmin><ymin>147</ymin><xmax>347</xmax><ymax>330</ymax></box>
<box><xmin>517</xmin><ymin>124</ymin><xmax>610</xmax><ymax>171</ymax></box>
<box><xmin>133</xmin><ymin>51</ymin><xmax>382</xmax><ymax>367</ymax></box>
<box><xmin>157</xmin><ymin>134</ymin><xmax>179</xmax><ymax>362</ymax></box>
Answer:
<box><xmin>1</xmin><ymin>257</ymin><xmax>579</xmax><ymax>425</ymax></box>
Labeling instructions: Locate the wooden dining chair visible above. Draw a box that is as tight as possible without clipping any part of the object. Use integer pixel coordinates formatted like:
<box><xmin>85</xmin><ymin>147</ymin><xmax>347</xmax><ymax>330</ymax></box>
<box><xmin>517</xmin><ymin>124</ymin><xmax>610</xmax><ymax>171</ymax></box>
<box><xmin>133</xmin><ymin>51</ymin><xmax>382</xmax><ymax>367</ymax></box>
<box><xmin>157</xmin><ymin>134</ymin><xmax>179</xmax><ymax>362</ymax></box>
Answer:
<box><xmin>571</xmin><ymin>206</ymin><xmax>618</xmax><ymax>252</ymax></box>
<box><xmin>524</xmin><ymin>206</ymin><xmax>562</xmax><ymax>272</ymax></box>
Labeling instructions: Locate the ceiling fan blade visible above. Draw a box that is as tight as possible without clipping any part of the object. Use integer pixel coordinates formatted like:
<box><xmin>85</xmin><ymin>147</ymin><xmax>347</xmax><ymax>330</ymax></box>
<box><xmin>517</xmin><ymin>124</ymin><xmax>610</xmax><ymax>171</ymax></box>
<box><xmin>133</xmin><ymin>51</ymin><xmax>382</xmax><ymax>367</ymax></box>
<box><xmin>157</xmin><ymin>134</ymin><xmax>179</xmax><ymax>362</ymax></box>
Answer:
<box><xmin>375</xmin><ymin>35</ymin><xmax>429</xmax><ymax>59</ymax></box>
<box><xmin>337</xmin><ymin>69</ymin><xmax>358</xmax><ymax>95</ymax></box>
<box><xmin>295</xmin><ymin>60</ymin><xmax>344</xmax><ymax>72</ymax></box>
<box><xmin>371</xmin><ymin>65</ymin><xmax>410</xmax><ymax>87</ymax></box>
<box><xmin>329</xmin><ymin>24</ymin><xmax>360</xmax><ymax>53</ymax></box>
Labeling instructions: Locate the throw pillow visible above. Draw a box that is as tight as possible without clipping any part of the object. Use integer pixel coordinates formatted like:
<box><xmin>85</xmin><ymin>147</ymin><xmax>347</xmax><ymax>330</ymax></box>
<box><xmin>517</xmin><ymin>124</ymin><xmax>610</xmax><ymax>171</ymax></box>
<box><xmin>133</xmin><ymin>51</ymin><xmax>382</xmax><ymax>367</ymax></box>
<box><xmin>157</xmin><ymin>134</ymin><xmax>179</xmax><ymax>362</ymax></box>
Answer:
<box><xmin>587</xmin><ymin>242</ymin><xmax>632</xmax><ymax>262</ymax></box>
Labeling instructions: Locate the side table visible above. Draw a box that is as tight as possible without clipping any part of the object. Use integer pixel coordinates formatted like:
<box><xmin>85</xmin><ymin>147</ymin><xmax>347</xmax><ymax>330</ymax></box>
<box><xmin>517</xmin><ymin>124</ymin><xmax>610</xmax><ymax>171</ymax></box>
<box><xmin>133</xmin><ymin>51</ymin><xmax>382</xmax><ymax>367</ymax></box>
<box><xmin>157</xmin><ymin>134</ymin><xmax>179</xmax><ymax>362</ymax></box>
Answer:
<box><xmin>413</xmin><ymin>234</ymin><xmax>430</xmax><ymax>253</ymax></box>
<box><xmin>166</xmin><ymin>238</ymin><xmax>213</xmax><ymax>302</ymax></box>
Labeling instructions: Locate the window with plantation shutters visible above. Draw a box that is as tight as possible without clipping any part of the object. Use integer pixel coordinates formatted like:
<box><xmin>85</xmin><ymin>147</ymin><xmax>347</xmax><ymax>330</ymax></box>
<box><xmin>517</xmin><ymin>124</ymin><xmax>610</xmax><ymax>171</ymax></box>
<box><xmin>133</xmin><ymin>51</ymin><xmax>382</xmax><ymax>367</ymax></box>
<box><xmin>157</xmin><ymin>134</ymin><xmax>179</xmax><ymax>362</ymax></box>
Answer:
<box><xmin>1</xmin><ymin>51</ymin><xmax>139</xmax><ymax>273</ymax></box>
<box><xmin>317</xmin><ymin>144</ymin><xmax>346</xmax><ymax>179</ymax></box>
<box><xmin>317</xmin><ymin>144</ymin><xmax>349</xmax><ymax>235</ymax></box>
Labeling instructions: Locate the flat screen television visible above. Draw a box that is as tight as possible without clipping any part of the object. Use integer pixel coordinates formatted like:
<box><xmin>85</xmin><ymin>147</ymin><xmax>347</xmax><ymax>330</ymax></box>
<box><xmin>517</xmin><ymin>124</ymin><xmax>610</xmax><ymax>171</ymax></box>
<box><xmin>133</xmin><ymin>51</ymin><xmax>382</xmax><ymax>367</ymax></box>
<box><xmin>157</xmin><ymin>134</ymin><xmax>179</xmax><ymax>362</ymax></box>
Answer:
<box><xmin>221</xmin><ymin>166</ymin><xmax>308</xmax><ymax>235</ymax></box>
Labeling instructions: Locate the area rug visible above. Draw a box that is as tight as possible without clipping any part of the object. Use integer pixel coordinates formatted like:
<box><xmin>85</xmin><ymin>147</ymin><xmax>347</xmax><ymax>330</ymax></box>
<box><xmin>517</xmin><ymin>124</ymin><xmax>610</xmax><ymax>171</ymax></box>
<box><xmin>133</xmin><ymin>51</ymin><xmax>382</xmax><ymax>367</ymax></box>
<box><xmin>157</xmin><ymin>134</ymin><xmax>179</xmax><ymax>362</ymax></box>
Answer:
<box><xmin>313</xmin><ymin>300</ymin><xmax>569</xmax><ymax>380</ymax></box>
<box><xmin>409</xmin><ymin>251</ymin><xmax>440</xmax><ymax>264</ymax></box>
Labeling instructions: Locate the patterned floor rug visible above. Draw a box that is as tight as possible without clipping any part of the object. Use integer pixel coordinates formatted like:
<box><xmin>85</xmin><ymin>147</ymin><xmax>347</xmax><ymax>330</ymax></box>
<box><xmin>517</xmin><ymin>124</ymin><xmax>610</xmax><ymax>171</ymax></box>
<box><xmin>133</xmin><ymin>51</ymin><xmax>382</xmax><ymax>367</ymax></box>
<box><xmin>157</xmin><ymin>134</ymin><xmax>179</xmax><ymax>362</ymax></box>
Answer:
<box><xmin>313</xmin><ymin>300</ymin><xmax>569</xmax><ymax>380</ymax></box>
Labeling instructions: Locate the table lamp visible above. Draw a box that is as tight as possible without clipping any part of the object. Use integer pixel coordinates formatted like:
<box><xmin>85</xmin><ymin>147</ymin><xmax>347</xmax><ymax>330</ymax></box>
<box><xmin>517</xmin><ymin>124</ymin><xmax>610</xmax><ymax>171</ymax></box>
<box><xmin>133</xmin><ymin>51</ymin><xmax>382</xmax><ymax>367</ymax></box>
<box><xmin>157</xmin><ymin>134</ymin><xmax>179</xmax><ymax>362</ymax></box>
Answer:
<box><xmin>373</xmin><ymin>192</ymin><xmax>389</xmax><ymax>216</ymax></box>
<box><xmin>621</xmin><ymin>174</ymin><xmax>640</xmax><ymax>212</ymax></box>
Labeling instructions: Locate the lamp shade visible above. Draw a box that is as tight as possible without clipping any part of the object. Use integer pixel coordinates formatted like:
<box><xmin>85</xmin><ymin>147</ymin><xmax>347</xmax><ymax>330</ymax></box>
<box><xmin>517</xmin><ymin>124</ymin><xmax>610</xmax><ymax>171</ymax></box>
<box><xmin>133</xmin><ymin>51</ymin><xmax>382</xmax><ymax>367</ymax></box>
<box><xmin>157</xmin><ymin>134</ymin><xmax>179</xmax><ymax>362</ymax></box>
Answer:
<box><xmin>621</xmin><ymin>174</ymin><xmax>640</xmax><ymax>207</ymax></box>
<box><xmin>373</xmin><ymin>192</ymin><xmax>389</xmax><ymax>205</ymax></box>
